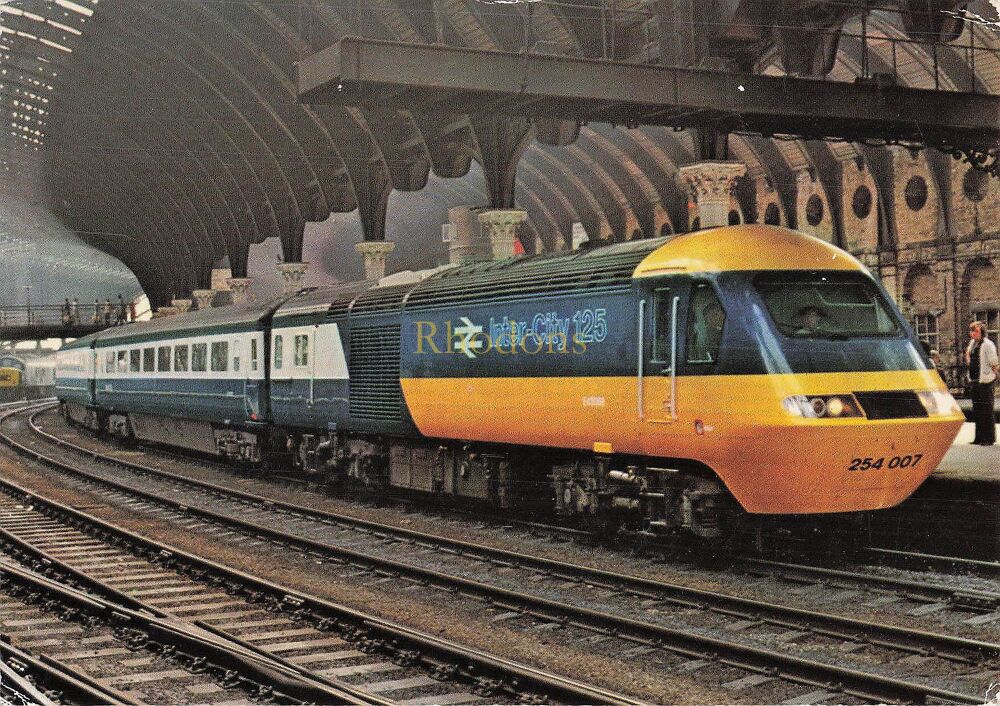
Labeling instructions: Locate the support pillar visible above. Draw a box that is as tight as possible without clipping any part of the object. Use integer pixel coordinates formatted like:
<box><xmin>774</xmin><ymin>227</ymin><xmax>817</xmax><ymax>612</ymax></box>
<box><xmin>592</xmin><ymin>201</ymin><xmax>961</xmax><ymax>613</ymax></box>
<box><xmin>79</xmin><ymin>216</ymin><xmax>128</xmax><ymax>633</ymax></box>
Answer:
<box><xmin>354</xmin><ymin>242</ymin><xmax>395</xmax><ymax>281</ymax></box>
<box><xmin>470</xmin><ymin>115</ymin><xmax>533</xmax><ymax>209</ymax></box>
<box><xmin>226</xmin><ymin>277</ymin><xmax>254</xmax><ymax>305</ymax></box>
<box><xmin>192</xmin><ymin>290</ymin><xmax>215</xmax><ymax>311</ymax></box>
<box><xmin>478</xmin><ymin>209</ymin><xmax>528</xmax><ymax>261</ymax></box>
<box><xmin>678</xmin><ymin>161</ymin><xmax>747</xmax><ymax>229</ymax></box>
<box><xmin>171</xmin><ymin>299</ymin><xmax>193</xmax><ymax>315</ymax></box>
<box><xmin>447</xmin><ymin>207</ymin><xmax>486</xmax><ymax>265</ymax></box>
<box><xmin>278</xmin><ymin>262</ymin><xmax>309</xmax><ymax>295</ymax></box>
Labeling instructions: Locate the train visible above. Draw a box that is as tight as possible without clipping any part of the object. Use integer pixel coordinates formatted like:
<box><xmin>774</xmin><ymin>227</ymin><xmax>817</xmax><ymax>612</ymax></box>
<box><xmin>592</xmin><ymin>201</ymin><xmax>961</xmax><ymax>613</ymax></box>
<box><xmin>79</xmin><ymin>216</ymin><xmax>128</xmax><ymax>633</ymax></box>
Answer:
<box><xmin>0</xmin><ymin>353</ymin><xmax>56</xmax><ymax>402</ymax></box>
<box><xmin>54</xmin><ymin>225</ymin><xmax>965</xmax><ymax>539</ymax></box>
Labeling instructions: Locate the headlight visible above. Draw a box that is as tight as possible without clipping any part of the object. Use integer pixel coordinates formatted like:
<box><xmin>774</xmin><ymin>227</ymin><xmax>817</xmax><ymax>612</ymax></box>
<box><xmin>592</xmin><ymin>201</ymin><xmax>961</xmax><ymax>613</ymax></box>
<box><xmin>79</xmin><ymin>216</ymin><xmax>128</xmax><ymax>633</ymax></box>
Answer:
<box><xmin>782</xmin><ymin>394</ymin><xmax>863</xmax><ymax>419</ymax></box>
<box><xmin>916</xmin><ymin>390</ymin><xmax>962</xmax><ymax>417</ymax></box>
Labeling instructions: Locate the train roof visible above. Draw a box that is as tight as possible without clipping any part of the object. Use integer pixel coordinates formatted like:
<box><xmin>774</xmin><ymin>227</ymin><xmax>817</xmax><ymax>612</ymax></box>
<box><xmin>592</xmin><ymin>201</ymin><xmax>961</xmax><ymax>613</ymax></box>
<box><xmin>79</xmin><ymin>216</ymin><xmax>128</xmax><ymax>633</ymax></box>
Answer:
<box><xmin>401</xmin><ymin>236</ymin><xmax>668</xmax><ymax>312</ymax></box>
<box><xmin>633</xmin><ymin>225</ymin><xmax>862</xmax><ymax>278</ymax></box>
<box><xmin>79</xmin><ymin>296</ymin><xmax>292</xmax><ymax>347</ymax></box>
<box><xmin>60</xmin><ymin>227</ymin><xmax>862</xmax><ymax>350</ymax></box>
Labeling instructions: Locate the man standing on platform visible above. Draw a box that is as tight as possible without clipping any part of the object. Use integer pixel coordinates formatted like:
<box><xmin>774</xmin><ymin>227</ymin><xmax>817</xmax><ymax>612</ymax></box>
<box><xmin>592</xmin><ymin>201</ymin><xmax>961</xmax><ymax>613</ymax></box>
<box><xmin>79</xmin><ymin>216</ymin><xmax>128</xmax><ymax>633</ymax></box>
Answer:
<box><xmin>966</xmin><ymin>321</ymin><xmax>998</xmax><ymax>446</ymax></box>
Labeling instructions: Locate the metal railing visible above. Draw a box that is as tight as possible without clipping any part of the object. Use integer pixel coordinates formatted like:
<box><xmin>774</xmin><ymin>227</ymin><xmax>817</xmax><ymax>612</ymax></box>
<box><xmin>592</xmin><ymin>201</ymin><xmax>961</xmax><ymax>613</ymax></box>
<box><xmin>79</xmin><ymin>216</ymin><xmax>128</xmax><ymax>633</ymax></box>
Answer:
<box><xmin>0</xmin><ymin>304</ymin><xmax>135</xmax><ymax>330</ymax></box>
<box><xmin>332</xmin><ymin>2</ymin><xmax>999</xmax><ymax>97</ymax></box>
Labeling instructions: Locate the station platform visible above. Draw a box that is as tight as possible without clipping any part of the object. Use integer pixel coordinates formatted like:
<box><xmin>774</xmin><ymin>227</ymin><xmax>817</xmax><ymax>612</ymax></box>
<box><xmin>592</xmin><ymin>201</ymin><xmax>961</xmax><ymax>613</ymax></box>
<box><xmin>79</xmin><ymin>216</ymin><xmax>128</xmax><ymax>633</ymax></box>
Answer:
<box><xmin>931</xmin><ymin>422</ymin><xmax>999</xmax><ymax>482</ymax></box>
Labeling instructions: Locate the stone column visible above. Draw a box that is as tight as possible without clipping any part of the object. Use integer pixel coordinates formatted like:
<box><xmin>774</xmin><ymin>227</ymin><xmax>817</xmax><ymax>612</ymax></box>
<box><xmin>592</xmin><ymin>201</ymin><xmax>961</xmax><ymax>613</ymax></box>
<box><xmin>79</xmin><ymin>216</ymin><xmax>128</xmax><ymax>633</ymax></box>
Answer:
<box><xmin>477</xmin><ymin>209</ymin><xmax>527</xmax><ymax>261</ymax></box>
<box><xmin>678</xmin><ymin>161</ymin><xmax>747</xmax><ymax>229</ymax></box>
<box><xmin>192</xmin><ymin>289</ymin><xmax>215</xmax><ymax>311</ymax></box>
<box><xmin>171</xmin><ymin>299</ymin><xmax>193</xmax><ymax>315</ymax></box>
<box><xmin>934</xmin><ymin>258</ymin><xmax>959</xmax><ymax>376</ymax></box>
<box><xmin>354</xmin><ymin>241</ymin><xmax>395</xmax><ymax>281</ymax></box>
<box><xmin>226</xmin><ymin>277</ymin><xmax>253</xmax><ymax>305</ymax></box>
<box><xmin>278</xmin><ymin>262</ymin><xmax>309</xmax><ymax>295</ymax></box>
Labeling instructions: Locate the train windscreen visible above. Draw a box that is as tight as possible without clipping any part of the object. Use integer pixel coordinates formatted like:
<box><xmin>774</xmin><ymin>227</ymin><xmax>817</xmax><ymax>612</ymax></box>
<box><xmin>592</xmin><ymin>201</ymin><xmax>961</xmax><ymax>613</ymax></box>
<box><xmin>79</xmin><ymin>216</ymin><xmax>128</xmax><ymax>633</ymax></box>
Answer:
<box><xmin>754</xmin><ymin>272</ymin><xmax>901</xmax><ymax>340</ymax></box>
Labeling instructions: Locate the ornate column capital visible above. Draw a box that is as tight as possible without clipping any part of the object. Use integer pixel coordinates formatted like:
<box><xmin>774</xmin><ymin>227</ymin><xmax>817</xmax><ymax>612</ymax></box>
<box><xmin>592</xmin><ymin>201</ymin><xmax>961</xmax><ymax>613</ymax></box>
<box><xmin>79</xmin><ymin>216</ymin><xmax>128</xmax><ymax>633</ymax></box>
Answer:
<box><xmin>478</xmin><ymin>209</ymin><xmax>527</xmax><ymax>261</ymax></box>
<box><xmin>354</xmin><ymin>241</ymin><xmax>396</xmax><ymax>281</ymax></box>
<box><xmin>277</xmin><ymin>262</ymin><xmax>309</xmax><ymax>295</ymax></box>
<box><xmin>192</xmin><ymin>289</ymin><xmax>215</xmax><ymax>311</ymax></box>
<box><xmin>170</xmin><ymin>299</ymin><xmax>193</xmax><ymax>314</ymax></box>
<box><xmin>678</xmin><ymin>161</ymin><xmax>746</xmax><ymax>229</ymax></box>
<box><xmin>226</xmin><ymin>277</ymin><xmax>254</xmax><ymax>305</ymax></box>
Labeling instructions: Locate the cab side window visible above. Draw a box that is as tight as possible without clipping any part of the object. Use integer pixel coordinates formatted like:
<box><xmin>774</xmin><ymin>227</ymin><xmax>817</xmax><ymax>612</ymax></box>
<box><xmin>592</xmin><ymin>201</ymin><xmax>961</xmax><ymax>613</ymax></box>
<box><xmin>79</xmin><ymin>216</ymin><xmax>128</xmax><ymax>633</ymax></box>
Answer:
<box><xmin>686</xmin><ymin>282</ymin><xmax>726</xmax><ymax>367</ymax></box>
<box><xmin>651</xmin><ymin>288</ymin><xmax>673</xmax><ymax>363</ymax></box>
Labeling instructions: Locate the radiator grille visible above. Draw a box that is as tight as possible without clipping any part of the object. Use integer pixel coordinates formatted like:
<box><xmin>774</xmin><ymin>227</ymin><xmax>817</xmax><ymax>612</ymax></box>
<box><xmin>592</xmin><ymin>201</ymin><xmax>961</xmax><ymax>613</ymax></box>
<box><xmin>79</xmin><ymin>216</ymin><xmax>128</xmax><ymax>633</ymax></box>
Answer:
<box><xmin>406</xmin><ymin>238</ymin><xmax>666</xmax><ymax>311</ymax></box>
<box><xmin>853</xmin><ymin>390</ymin><xmax>927</xmax><ymax>420</ymax></box>
<box><xmin>349</xmin><ymin>325</ymin><xmax>402</xmax><ymax>420</ymax></box>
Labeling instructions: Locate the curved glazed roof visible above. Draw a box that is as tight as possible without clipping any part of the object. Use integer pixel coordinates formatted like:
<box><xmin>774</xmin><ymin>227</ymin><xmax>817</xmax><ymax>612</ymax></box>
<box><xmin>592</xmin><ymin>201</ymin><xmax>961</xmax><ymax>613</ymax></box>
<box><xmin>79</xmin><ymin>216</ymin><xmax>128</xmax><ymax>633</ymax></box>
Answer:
<box><xmin>1</xmin><ymin>0</ymin><xmax>997</xmax><ymax>305</ymax></box>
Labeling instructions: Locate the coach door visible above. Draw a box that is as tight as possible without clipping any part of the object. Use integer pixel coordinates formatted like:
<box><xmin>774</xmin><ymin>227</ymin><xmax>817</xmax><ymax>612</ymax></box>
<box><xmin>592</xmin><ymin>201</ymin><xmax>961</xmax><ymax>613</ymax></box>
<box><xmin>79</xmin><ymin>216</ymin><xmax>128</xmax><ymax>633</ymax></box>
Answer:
<box><xmin>243</xmin><ymin>335</ymin><xmax>261</xmax><ymax>421</ymax></box>
<box><xmin>639</xmin><ymin>283</ymin><xmax>684</xmax><ymax>452</ymax></box>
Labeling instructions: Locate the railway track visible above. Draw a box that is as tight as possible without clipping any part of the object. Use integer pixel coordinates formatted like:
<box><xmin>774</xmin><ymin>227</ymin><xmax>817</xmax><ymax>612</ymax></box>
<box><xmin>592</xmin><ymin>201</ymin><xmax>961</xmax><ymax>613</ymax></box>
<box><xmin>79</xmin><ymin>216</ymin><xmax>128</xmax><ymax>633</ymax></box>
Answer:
<box><xmin>862</xmin><ymin>548</ymin><xmax>1000</xmax><ymax>581</ymax></box>
<box><xmin>3</xmin><ymin>403</ymin><xmax>997</xmax><ymax>704</ymax></box>
<box><xmin>0</xmin><ymin>636</ymin><xmax>131</xmax><ymax>706</ymax></box>
<box><xmin>0</xmin><ymin>554</ymin><xmax>367</xmax><ymax>705</ymax></box>
<box><xmin>0</xmin><ymin>406</ymin><xmax>629</xmax><ymax>706</ymax></box>
<box><xmin>0</xmin><ymin>478</ymin><xmax>627</xmax><ymax>706</ymax></box>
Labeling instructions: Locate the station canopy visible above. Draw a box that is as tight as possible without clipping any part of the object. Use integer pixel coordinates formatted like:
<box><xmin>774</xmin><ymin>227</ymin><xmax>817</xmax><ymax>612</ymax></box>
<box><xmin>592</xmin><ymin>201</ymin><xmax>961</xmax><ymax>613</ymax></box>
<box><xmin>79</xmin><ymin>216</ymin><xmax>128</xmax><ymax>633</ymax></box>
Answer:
<box><xmin>0</xmin><ymin>0</ymin><xmax>997</xmax><ymax>305</ymax></box>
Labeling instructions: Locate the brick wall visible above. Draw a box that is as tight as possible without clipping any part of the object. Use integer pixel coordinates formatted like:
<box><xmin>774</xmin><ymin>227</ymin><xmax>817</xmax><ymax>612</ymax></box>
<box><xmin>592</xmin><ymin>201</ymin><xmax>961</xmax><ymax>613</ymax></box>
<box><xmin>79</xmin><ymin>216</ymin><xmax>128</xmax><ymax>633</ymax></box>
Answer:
<box><xmin>794</xmin><ymin>169</ymin><xmax>835</xmax><ymax>243</ymax></box>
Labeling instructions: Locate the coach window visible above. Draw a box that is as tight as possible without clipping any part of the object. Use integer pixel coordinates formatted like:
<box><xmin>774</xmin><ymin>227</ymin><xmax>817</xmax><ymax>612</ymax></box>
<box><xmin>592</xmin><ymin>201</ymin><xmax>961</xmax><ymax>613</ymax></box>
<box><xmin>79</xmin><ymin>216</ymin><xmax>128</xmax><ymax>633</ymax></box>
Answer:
<box><xmin>273</xmin><ymin>335</ymin><xmax>283</xmax><ymax>370</ymax></box>
<box><xmin>191</xmin><ymin>343</ymin><xmax>207</xmax><ymax>372</ymax></box>
<box><xmin>250</xmin><ymin>338</ymin><xmax>258</xmax><ymax>372</ymax></box>
<box><xmin>686</xmin><ymin>281</ymin><xmax>726</xmax><ymax>367</ymax></box>
<box><xmin>210</xmin><ymin>341</ymin><xmax>228</xmax><ymax>372</ymax></box>
<box><xmin>104</xmin><ymin>352</ymin><xmax>113</xmax><ymax>374</ymax></box>
<box><xmin>157</xmin><ymin>346</ymin><xmax>171</xmax><ymax>372</ymax></box>
<box><xmin>117</xmin><ymin>351</ymin><xmax>127</xmax><ymax>373</ymax></box>
<box><xmin>294</xmin><ymin>334</ymin><xmax>309</xmax><ymax>367</ymax></box>
<box><xmin>143</xmin><ymin>347</ymin><xmax>155</xmax><ymax>372</ymax></box>
<box><xmin>129</xmin><ymin>350</ymin><xmax>141</xmax><ymax>373</ymax></box>
<box><xmin>174</xmin><ymin>345</ymin><xmax>189</xmax><ymax>372</ymax></box>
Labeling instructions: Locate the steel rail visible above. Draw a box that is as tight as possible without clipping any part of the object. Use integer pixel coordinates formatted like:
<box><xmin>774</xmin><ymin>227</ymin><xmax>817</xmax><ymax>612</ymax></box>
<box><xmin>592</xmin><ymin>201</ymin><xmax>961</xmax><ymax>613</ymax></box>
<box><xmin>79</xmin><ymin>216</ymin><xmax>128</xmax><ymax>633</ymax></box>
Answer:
<box><xmin>0</xmin><ymin>558</ymin><xmax>367</xmax><ymax>706</ymax></box>
<box><xmin>0</xmin><ymin>639</ymin><xmax>140</xmax><ymax>706</ymax></box>
<box><xmin>0</xmin><ymin>639</ymin><xmax>138</xmax><ymax>706</ymax></box>
<box><xmin>3</xmin><ymin>405</ymin><xmax>987</xmax><ymax>704</ymax></box>
<box><xmin>24</xmin><ymin>406</ymin><xmax>1000</xmax><ymax>665</ymax></box>
<box><xmin>864</xmin><ymin>548</ymin><xmax>1000</xmax><ymax>581</ymax></box>
<box><xmin>0</xmin><ymin>406</ymin><xmax>638</xmax><ymax>706</ymax></box>
<box><xmin>741</xmin><ymin>558</ymin><xmax>1000</xmax><ymax>613</ymax></box>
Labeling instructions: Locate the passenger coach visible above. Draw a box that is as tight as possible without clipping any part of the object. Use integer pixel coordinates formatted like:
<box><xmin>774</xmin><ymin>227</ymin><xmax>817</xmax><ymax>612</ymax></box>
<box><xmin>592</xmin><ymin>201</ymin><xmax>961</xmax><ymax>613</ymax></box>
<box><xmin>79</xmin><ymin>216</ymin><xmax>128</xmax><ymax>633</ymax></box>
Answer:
<box><xmin>56</xmin><ymin>226</ymin><xmax>964</xmax><ymax>539</ymax></box>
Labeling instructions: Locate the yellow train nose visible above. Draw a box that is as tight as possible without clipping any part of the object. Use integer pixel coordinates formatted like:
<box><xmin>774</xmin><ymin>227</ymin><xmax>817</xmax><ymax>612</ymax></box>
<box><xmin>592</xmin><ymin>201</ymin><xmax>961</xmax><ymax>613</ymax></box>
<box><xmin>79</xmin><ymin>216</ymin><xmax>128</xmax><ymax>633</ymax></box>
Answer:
<box><xmin>717</xmin><ymin>416</ymin><xmax>964</xmax><ymax>514</ymax></box>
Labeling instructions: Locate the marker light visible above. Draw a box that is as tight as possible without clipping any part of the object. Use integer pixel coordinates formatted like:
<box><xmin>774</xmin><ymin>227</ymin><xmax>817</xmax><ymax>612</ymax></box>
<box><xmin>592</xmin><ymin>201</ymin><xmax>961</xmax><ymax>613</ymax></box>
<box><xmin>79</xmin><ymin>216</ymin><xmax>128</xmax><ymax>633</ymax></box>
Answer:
<box><xmin>916</xmin><ymin>390</ymin><xmax>962</xmax><ymax>417</ymax></box>
<box><xmin>782</xmin><ymin>394</ymin><xmax>863</xmax><ymax>419</ymax></box>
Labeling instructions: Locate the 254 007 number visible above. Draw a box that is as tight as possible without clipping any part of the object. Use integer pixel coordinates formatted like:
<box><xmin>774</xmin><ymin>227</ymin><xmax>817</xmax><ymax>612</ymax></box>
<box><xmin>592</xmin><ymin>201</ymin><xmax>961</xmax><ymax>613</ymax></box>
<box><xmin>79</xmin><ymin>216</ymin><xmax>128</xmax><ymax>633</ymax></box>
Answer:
<box><xmin>848</xmin><ymin>454</ymin><xmax>923</xmax><ymax>471</ymax></box>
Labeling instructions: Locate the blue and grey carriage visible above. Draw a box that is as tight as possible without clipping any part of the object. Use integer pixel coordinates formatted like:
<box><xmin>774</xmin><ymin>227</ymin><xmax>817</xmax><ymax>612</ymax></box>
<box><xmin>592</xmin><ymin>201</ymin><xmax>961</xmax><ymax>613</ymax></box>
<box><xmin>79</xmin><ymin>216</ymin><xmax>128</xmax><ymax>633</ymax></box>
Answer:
<box><xmin>56</xmin><ymin>300</ymin><xmax>280</xmax><ymax>459</ymax></box>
